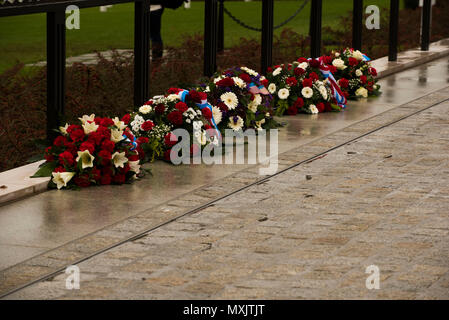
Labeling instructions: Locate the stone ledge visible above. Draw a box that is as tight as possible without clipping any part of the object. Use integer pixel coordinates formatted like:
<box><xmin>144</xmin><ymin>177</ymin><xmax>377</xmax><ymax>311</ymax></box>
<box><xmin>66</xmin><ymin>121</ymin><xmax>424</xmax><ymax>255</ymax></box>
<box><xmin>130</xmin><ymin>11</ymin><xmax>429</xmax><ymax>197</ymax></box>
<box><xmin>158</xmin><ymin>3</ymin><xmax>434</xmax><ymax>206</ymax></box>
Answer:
<box><xmin>373</xmin><ymin>38</ymin><xmax>449</xmax><ymax>79</ymax></box>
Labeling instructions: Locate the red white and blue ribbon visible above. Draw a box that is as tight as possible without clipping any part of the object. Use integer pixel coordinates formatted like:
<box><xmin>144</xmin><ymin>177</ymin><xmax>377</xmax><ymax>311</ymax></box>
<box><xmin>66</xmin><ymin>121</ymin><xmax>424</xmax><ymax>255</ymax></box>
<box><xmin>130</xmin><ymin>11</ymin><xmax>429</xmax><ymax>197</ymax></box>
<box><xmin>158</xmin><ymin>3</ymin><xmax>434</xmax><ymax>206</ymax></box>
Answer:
<box><xmin>177</xmin><ymin>89</ymin><xmax>221</xmax><ymax>138</ymax></box>
<box><xmin>311</xmin><ymin>58</ymin><xmax>347</xmax><ymax>108</ymax></box>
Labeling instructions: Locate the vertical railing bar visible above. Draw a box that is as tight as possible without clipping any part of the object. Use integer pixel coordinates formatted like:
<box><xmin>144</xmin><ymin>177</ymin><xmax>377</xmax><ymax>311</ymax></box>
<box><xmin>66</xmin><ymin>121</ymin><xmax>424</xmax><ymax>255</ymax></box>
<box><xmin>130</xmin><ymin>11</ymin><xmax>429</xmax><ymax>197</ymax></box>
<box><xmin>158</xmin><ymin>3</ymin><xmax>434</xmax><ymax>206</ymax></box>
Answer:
<box><xmin>204</xmin><ymin>0</ymin><xmax>218</xmax><ymax>77</ymax></box>
<box><xmin>134</xmin><ymin>0</ymin><xmax>150</xmax><ymax>106</ymax></box>
<box><xmin>352</xmin><ymin>0</ymin><xmax>363</xmax><ymax>51</ymax></box>
<box><xmin>421</xmin><ymin>0</ymin><xmax>432</xmax><ymax>51</ymax></box>
<box><xmin>388</xmin><ymin>0</ymin><xmax>399</xmax><ymax>61</ymax></box>
<box><xmin>310</xmin><ymin>0</ymin><xmax>322</xmax><ymax>58</ymax></box>
<box><xmin>218</xmin><ymin>0</ymin><xmax>224</xmax><ymax>53</ymax></box>
<box><xmin>46</xmin><ymin>9</ymin><xmax>65</xmax><ymax>142</ymax></box>
<box><xmin>261</xmin><ymin>0</ymin><xmax>274</xmax><ymax>74</ymax></box>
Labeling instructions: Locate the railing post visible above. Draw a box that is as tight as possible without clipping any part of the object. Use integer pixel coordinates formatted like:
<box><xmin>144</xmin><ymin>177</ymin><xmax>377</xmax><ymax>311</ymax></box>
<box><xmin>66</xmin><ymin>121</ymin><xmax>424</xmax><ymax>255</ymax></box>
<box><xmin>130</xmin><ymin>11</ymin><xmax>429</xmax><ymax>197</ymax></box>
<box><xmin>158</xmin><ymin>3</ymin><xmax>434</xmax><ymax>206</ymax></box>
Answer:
<box><xmin>46</xmin><ymin>9</ymin><xmax>66</xmax><ymax>142</ymax></box>
<box><xmin>218</xmin><ymin>0</ymin><xmax>224</xmax><ymax>53</ymax></box>
<box><xmin>352</xmin><ymin>0</ymin><xmax>363</xmax><ymax>51</ymax></box>
<box><xmin>310</xmin><ymin>0</ymin><xmax>322</xmax><ymax>58</ymax></box>
<box><xmin>388</xmin><ymin>0</ymin><xmax>399</xmax><ymax>61</ymax></box>
<box><xmin>204</xmin><ymin>0</ymin><xmax>218</xmax><ymax>77</ymax></box>
<box><xmin>261</xmin><ymin>0</ymin><xmax>274</xmax><ymax>74</ymax></box>
<box><xmin>134</xmin><ymin>0</ymin><xmax>150</xmax><ymax>106</ymax></box>
<box><xmin>421</xmin><ymin>0</ymin><xmax>432</xmax><ymax>51</ymax></box>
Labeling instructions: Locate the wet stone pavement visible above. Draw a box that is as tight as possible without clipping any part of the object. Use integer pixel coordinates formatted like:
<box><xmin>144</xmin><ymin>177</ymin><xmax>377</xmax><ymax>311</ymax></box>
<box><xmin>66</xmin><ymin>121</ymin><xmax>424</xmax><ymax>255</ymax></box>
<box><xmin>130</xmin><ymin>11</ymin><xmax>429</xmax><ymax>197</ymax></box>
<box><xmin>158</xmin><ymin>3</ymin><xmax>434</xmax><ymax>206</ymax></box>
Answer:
<box><xmin>4</xmin><ymin>85</ymin><xmax>449</xmax><ymax>299</ymax></box>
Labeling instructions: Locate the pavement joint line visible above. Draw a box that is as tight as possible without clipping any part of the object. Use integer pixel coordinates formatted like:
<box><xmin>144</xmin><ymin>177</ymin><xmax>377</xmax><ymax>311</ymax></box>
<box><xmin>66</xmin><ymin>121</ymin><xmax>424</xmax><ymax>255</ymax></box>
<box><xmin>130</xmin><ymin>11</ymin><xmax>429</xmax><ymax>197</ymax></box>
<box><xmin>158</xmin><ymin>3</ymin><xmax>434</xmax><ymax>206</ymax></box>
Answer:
<box><xmin>1</xmin><ymin>88</ymin><xmax>449</xmax><ymax>299</ymax></box>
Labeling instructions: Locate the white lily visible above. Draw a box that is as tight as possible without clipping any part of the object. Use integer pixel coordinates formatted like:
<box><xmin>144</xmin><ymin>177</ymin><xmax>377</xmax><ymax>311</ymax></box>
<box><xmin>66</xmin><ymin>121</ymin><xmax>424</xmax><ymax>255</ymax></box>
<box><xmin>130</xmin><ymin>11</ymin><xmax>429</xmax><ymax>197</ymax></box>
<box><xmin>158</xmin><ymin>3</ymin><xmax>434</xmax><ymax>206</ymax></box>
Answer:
<box><xmin>82</xmin><ymin>121</ymin><xmax>99</xmax><ymax>134</ymax></box>
<box><xmin>128</xmin><ymin>160</ymin><xmax>140</xmax><ymax>175</ymax></box>
<box><xmin>110</xmin><ymin>129</ymin><xmax>124</xmax><ymax>143</ymax></box>
<box><xmin>52</xmin><ymin>172</ymin><xmax>76</xmax><ymax>189</ymax></box>
<box><xmin>59</xmin><ymin>123</ymin><xmax>69</xmax><ymax>135</ymax></box>
<box><xmin>112</xmin><ymin>117</ymin><xmax>128</xmax><ymax>130</ymax></box>
<box><xmin>76</xmin><ymin>150</ymin><xmax>95</xmax><ymax>169</ymax></box>
<box><xmin>112</xmin><ymin>152</ymin><xmax>128</xmax><ymax>168</ymax></box>
<box><xmin>78</xmin><ymin>114</ymin><xmax>95</xmax><ymax>125</ymax></box>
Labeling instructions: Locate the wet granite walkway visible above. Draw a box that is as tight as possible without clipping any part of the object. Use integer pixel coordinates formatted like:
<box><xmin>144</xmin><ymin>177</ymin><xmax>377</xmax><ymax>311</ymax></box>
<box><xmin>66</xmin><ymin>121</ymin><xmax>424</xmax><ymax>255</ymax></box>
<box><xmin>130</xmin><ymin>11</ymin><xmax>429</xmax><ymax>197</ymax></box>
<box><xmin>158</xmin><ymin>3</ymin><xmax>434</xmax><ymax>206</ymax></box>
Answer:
<box><xmin>1</xmin><ymin>57</ymin><xmax>449</xmax><ymax>299</ymax></box>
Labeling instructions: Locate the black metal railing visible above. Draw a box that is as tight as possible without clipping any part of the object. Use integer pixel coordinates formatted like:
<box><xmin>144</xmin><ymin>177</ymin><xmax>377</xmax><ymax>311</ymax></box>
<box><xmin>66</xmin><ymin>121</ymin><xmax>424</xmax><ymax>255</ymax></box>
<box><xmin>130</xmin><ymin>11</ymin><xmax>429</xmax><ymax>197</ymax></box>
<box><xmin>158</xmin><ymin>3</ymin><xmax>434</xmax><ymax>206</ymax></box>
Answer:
<box><xmin>0</xmin><ymin>0</ymin><xmax>435</xmax><ymax>140</ymax></box>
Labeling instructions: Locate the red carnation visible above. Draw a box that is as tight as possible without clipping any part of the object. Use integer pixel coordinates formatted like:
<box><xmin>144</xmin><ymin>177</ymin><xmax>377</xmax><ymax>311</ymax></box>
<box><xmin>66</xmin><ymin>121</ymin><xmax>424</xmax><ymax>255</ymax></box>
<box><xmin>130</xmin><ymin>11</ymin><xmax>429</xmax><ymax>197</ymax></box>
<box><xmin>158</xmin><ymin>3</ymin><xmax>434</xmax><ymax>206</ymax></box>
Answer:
<box><xmin>96</xmin><ymin>126</ymin><xmax>111</xmax><ymax>140</ymax></box>
<box><xmin>339</xmin><ymin>78</ymin><xmax>349</xmax><ymax>88</ymax></box>
<box><xmin>128</xmin><ymin>154</ymin><xmax>139</xmax><ymax>162</ymax></box>
<box><xmin>287</xmin><ymin>106</ymin><xmax>298</xmax><ymax>115</ymax></box>
<box><xmin>329</xmin><ymin>65</ymin><xmax>337</xmax><ymax>74</ymax></box>
<box><xmin>167</xmin><ymin>87</ymin><xmax>182</xmax><ymax>94</ymax></box>
<box><xmin>91</xmin><ymin>167</ymin><xmax>101</xmax><ymax>182</ymax></box>
<box><xmin>74</xmin><ymin>174</ymin><xmax>91</xmax><ymax>188</ymax></box>
<box><xmin>349</xmin><ymin>57</ymin><xmax>358</xmax><ymax>66</ymax></box>
<box><xmin>121</xmin><ymin>114</ymin><xmax>131</xmax><ymax>124</ymax></box>
<box><xmin>202</xmin><ymin>108</ymin><xmax>212</xmax><ymax>119</ymax></box>
<box><xmin>294</xmin><ymin>67</ymin><xmax>305</xmax><ymax>76</ymax></box>
<box><xmin>267</xmin><ymin>67</ymin><xmax>273</xmax><ymax>73</ymax></box>
<box><xmin>54</xmin><ymin>166</ymin><xmax>66</xmax><ymax>173</ymax></box>
<box><xmin>101</xmin><ymin>140</ymin><xmax>115</xmax><ymax>153</ymax></box>
<box><xmin>100</xmin><ymin>175</ymin><xmax>112</xmax><ymax>185</ymax></box>
<box><xmin>218</xmin><ymin>102</ymin><xmax>228</xmax><ymax>112</ymax></box>
<box><xmin>87</xmin><ymin>131</ymin><xmax>104</xmax><ymax>146</ymax></box>
<box><xmin>59</xmin><ymin>151</ymin><xmax>75</xmax><ymax>166</ymax></box>
<box><xmin>297</xmin><ymin>57</ymin><xmax>308</xmax><ymax>63</ymax></box>
<box><xmin>143</xmin><ymin>100</ymin><xmax>153</xmax><ymax>106</ymax></box>
<box><xmin>112</xmin><ymin>174</ymin><xmax>126</xmax><ymax>184</ymax></box>
<box><xmin>293</xmin><ymin>97</ymin><xmax>304</xmax><ymax>108</ymax></box>
<box><xmin>309</xmin><ymin>59</ymin><xmax>320</xmax><ymax>68</ymax></box>
<box><xmin>80</xmin><ymin>141</ymin><xmax>95</xmax><ymax>154</ymax></box>
<box><xmin>239</xmin><ymin>73</ymin><xmax>252</xmax><ymax>83</ymax></box>
<box><xmin>360</xmin><ymin>75</ymin><xmax>367</xmax><ymax>84</ymax></box>
<box><xmin>66</xmin><ymin>124</ymin><xmax>81</xmax><ymax>134</ymax></box>
<box><xmin>188</xmin><ymin>90</ymin><xmax>207</xmax><ymax>103</ymax></box>
<box><xmin>98</xmin><ymin>150</ymin><xmax>112</xmax><ymax>166</ymax></box>
<box><xmin>309</xmin><ymin>72</ymin><xmax>319</xmax><ymax>81</ymax></box>
<box><xmin>44</xmin><ymin>147</ymin><xmax>54</xmax><ymax>162</ymax></box>
<box><xmin>137</xmin><ymin>137</ymin><xmax>149</xmax><ymax>145</ymax></box>
<box><xmin>216</xmin><ymin>77</ymin><xmax>235</xmax><ymax>87</ymax></box>
<box><xmin>155</xmin><ymin>104</ymin><xmax>166</xmax><ymax>114</ymax></box>
<box><xmin>175</xmin><ymin>102</ymin><xmax>188</xmax><ymax>113</ymax></box>
<box><xmin>70</xmin><ymin>128</ymin><xmax>85</xmax><ymax>142</ymax></box>
<box><xmin>119</xmin><ymin>163</ymin><xmax>131</xmax><ymax>175</ymax></box>
<box><xmin>323</xmin><ymin>56</ymin><xmax>333</xmax><ymax>64</ymax></box>
<box><xmin>141</xmin><ymin>120</ymin><xmax>155</xmax><ymax>131</ymax></box>
<box><xmin>167</xmin><ymin>111</ymin><xmax>183</xmax><ymax>126</ymax></box>
<box><xmin>164</xmin><ymin>133</ymin><xmax>178</xmax><ymax>147</ymax></box>
<box><xmin>164</xmin><ymin>149</ymin><xmax>172</xmax><ymax>162</ymax></box>
<box><xmin>53</xmin><ymin>136</ymin><xmax>67</xmax><ymax>147</ymax></box>
<box><xmin>369</xmin><ymin>67</ymin><xmax>377</xmax><ymax>76</ymax></box>
<box><xmin>302</xmin><ymin>78</ymin><xmax>313</xmax><ymax>88</ymax></box>
<box><xmin>99</xmin><ymin>118</ymin><xmax>114</xmax><ymax>127</ymax></box>
<box><xmin>261</xmin><ymin>79</ymin><xmax>269</xmax><ymax>87</ymax></box>
<box><xmin>286</xmin><ymin>77</ymin><xmax>298</xmax><ymax>87</ymax></box>
<box><xmin>316</xmin><ymin>102</ymin><xmax>325</xmax><ymax>113</ymax></box>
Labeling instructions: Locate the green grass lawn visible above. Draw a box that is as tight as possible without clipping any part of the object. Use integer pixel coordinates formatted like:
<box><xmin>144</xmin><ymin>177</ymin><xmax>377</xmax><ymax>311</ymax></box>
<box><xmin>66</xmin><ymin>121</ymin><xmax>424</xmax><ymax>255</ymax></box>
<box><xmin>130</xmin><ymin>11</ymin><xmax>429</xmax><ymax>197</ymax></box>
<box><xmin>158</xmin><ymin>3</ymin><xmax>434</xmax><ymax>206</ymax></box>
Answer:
<box><xmin>0</xmin><ymin>0</ymin><xmax>400</xmax><ymax>73</ymax></box>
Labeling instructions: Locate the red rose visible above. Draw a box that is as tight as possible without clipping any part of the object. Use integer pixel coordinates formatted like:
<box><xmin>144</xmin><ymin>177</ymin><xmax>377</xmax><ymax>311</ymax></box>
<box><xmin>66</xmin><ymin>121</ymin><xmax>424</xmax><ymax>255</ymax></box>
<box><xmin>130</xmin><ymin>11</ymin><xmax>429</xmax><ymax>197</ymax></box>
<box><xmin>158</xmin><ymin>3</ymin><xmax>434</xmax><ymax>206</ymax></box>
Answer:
<box><xmin>309</xmin><ymin>72</ymin><xmax>319</xmax><ymax>81</ymax></box>
<box><xmin>80</xmin><ymin>141</ymin><xmax>95</xmax><ymax>154</ymax></box>
<box><xmin>239</xmin><ymin>73</ymin><xmax>252</xmax><ymax>83</ymax></box>
<box><xmin>360</xmin><ymin>75</ymin><xmax>367</xmax><ymax>84</ymax></box>
<box><xmin>100</xmin><ymin>175</ymin><xmax>112</xmax><ymax>185</ymax></box>
<box><xmin>74</xmin><ymin>174</ymin><xmax>91</xmax><ymax>188</ymax></box>
<box><xmin>174</xmin><ymin>101</ymin><xmax>188</xmax><ymax>113</ymax></box>
<box><xmin>167</xmin><ymin>111</ymin><xmax>183</xmax><ymax>126</ymax></box>
<box><xmin>101</xmin><ymin>140</ymin><xmax>115</xmax><ymax>153</ymax></box>
<box><xmin>99</xmin><ymin>118</ymin><xmax>114</xmax><ymax>127</ymax></box>
<box><xmin>91</xmin><ymin>167</ymin><xmax>101</xmax><ymax>182</ymax></box>
<box><xmin>70</xmin><ymin>128</ymin><xmax>85</xmax><ymax>142</ymax></box>
<box><xmin>164</xmin><ymin>133</ymin><xmax>178</xmax><ymax>147</ymax></box>
<box><xmin>329</xmin><ymin>65</ymin><xmax>337</xmax><ymax>74</ymax></box>
<box><xmin>113</xmin><ymin>174</ymin><xmax>126</xmax><ymax>184</ymax></box>
<box><xmin>302</xmin><ymin>78</ymin><xmax>313</xmax><ymax>88</ymax></box>
<box><xmin>167</xmin><ymin>87</ymin><xmax>182</xmax><ymax>94</ymax></box>
<box><xmin>121</xmin><ymin>114</ymin><xmax>131</xmax><ymax>124</ymax></box>
<box><xmin>339</xmin><ymin>78</ymin><xmax>349</xmax><ymax>88</ymax></box>
<box><xmin>141</xmin><ymin>120</ymin><xmax>154</xmax><ymax>131</ymax></box>
<box><xmin>261</xmin><ymin>79</ymin><xmax>269</xmax><ymax>87</ymax></box>
<box><xmin>98</xmin><ymin>150</ymin><xmax>112</xmax><ymax>166</ymax></box>
<box><xmin>53</xmin><ymin>136</ymin><xmax>67</xmax><ymax>147</ymax></box>
<box><xmin>59</xmin><ymin>151</ymin><xmax>75</xmax><ymax>166</ymax></box>
<box><xmin>155</xmin><ymin>104</ymin><xmax>166</xmax><ymax>114</ymax></box>
<box><xmin>143</xmin><ymin>100</ymin><xmax>153</xmax><ymax>105</ymax></box>
<box><xmin>297</xmin><ymin>57</ymin><xmax>308</xmax><ymax>63</ymax></box>
<box><xmin>216</xmin><ymin>77</ymin><xmax>235</xmax><ymax>87</ymax></box>
<box><xmin>369</xmin><ymin>67</ymin><xmax>377</xmax><ymax>76</ymax></box>
<box><xmin>287</xmin><ymin>106</ymin><xmax>298</xmax><ymax>115</ymax></box>
<box><xmin>349</xmin><ymin>57</ymin><xmax>358</xmax><ymax>66</ymax></box>
<box><xmin>44</xmin><ymin>147</ymin><xmax>54</xmax><ymax>162</ymax></box>
<box><xmin>316</xmin><ymin>102</ymin><xmax>325</xmax><ymax>113</ymax></box>
<box><xmin>188</xmin><ymin>90</ymin><xmax>206</xmax><ymax>103</ymax></box>
<box><xmin>294</xmin><ymin>67</ymin><xmax>305</xmax><ymax>76</ymax></box>
<box><xmin>309</xmin><ymin>59</ymin><xmax>320</xmax><ymax>68</ymax></box>
<box><xmin>293</xmin><ymin>97</ymin><xmax>304</xmax><ymax>108</ymax></box>
<box><xmin>202</xmin><ymin>108</ymin><xmax>212</xmax><ymax>119</ymax></box>
<box><xmin>267</xmin><ymin>67</ymin><xmax>273</xmax><ymax>73</ymax></box>
<box><xmin>136</xmin><ymin>137</ymin><xmax>149</xmax><ymax>145</ymax></box>
<box><xmin>286</xmin><ymin>77</ymin><xmax>298</xmax><ymax>87</ymax></box>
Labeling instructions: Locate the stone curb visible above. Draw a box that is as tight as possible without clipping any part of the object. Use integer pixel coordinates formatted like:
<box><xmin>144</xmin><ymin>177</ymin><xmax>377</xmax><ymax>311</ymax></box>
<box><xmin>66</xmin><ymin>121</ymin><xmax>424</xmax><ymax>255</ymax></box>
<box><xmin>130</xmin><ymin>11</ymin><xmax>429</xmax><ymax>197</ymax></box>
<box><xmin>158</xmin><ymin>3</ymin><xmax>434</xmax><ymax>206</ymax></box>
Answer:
<box><xmin>1</xmin><ymin>85</ymin><xmax>448</xmax><ymax>298</ymax></box>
